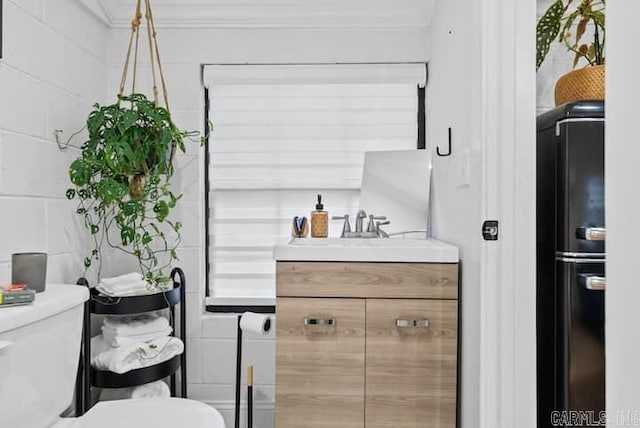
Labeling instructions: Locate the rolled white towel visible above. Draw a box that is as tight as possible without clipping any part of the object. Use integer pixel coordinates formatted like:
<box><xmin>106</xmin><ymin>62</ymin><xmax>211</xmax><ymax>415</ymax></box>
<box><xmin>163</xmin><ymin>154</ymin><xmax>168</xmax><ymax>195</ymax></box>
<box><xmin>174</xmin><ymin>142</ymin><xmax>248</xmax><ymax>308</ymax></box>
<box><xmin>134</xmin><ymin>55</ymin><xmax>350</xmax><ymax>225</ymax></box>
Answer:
<box><xmin>130</xmin><ymin>380</ymin><xmax>171</xmax><ymax>399</ymax></box>
<box><xmin>96</xmin><ymin>279</ymin><xmax>153</xmax><ymax>297</ymax></box>
<box><xmin>99</xmin><ymin>272</ymin><xmax>144</xmax><ymax>287</ymax></box>
<box><xmin>91</xmin><ymin>335</ymin><xmax>184</xmax><ymax>374</ymax></box>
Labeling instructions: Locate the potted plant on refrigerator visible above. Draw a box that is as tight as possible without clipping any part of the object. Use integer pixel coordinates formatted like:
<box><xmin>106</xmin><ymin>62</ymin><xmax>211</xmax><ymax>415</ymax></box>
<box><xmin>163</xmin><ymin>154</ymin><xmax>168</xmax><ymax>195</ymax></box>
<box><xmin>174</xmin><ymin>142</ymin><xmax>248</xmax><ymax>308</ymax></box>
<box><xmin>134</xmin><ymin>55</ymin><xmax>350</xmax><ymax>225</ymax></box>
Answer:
<box><xmin>537</xmin><ymin>0</ymin><xmax>605</xmax><ymax>105</ymax></box>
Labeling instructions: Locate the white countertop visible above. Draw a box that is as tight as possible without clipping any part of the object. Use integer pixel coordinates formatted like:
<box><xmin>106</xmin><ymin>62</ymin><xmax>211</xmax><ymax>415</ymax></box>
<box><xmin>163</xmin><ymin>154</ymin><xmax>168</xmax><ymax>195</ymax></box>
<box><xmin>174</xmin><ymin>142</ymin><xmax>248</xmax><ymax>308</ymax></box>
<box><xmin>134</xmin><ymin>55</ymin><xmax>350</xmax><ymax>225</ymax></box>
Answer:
<box><xmin>273</xmin><ymin>237</ymin><xmax>459</xmax><ymax>263</ymax></box>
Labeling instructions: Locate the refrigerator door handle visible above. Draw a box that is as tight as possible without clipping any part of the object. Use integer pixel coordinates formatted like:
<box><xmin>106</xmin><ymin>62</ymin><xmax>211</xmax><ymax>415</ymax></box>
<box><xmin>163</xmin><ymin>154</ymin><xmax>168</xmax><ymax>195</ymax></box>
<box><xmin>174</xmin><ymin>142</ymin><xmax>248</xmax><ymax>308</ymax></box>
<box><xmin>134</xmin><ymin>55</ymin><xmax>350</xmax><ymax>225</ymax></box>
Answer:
<box><xmin>576</xmin><ymin>227</ymin><xmax>606</xmax><ymax>241</ymax></box>
<box><xmin>578</xmin><ymin>274</ymin><xmax>607</xmax><ymax>291</ymax></box>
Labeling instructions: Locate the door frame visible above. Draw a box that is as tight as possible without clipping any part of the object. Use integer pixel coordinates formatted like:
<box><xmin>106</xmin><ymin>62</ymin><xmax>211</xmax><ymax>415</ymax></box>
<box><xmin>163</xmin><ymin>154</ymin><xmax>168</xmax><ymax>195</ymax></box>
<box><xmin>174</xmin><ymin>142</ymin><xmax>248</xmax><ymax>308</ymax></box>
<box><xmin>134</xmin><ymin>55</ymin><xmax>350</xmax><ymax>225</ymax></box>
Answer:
<box><xmin>478</xmin><ymin>0</ymin><xmax>537</xmax><ymax>427</ymax></box>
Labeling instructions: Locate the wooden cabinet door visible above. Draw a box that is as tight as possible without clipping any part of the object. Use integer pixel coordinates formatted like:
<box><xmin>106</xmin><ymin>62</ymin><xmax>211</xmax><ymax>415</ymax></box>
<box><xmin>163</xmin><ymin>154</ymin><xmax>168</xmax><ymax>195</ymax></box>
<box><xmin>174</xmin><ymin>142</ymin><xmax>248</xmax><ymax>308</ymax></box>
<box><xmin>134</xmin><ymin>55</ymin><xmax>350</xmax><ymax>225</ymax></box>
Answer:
<box><xmin>276</xmin><ymin>298</ymin><xmax>366</xmax><ymax>428</ymax></box>
<box><xmin>365</xmin><ymin>299</ymin><xmax>458</xmax><ymax>428</ymax></box>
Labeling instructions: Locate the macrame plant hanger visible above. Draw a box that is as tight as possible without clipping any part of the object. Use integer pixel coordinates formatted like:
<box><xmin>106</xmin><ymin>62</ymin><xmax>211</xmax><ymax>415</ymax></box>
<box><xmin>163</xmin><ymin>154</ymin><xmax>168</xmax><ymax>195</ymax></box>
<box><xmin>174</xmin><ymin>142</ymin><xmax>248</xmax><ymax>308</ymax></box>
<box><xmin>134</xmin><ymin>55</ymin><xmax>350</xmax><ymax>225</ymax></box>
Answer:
<box><xmin>118</xmin><ymin>0</ymin><xmax>177</xmax><ymax>164</ymax></box>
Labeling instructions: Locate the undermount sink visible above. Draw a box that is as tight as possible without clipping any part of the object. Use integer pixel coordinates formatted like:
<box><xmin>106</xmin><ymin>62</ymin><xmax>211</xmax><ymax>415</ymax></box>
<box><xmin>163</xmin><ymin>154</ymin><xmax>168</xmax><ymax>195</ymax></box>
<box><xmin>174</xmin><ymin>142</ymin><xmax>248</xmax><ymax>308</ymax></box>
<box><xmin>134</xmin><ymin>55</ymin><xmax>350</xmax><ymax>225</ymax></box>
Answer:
<box><xmin>273</xmin><ymin>237</ymin><xmax>459</xmax><ymax>263</ymax></box>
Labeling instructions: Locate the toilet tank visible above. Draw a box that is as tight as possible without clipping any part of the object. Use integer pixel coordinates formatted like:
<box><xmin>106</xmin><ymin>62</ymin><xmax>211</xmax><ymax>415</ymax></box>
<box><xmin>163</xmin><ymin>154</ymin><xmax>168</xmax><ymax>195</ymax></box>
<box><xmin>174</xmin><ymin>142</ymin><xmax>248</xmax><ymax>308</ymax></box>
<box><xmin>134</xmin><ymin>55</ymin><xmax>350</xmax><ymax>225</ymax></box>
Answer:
<box><xmin>0</xmin><ymin>284</ymin><xmax>89</xmax><ymax>428</ymax></box>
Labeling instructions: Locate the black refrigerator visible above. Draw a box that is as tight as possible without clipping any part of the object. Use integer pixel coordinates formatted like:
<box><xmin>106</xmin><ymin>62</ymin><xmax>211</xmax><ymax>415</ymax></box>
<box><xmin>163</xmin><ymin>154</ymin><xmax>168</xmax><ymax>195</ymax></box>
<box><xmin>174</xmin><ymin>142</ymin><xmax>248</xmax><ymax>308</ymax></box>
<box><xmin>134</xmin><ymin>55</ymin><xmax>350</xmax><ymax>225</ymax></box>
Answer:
<box><xmin>536</xmin><ymin>101</ymin><xmax>606</xmax><ymax>428</ymax></box>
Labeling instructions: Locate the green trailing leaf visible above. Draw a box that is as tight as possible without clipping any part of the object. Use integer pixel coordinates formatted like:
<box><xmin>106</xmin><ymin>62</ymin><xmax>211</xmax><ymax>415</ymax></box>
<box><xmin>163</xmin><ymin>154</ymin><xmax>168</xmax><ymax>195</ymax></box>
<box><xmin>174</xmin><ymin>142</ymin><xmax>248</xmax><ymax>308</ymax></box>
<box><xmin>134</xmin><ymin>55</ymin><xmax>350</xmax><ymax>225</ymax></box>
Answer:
<box><xmin>121</xmin><ymin>226</ymin><xmax>135</xmax><ymax>246</ymax></box>
<box><xmin>69</xmin><ymin>159</ymin><xmax>91</xmax><ymax>186</ymax></box>
<box><xmin>536</xmin><ymin>0</ymin><xmax>564</xmax><ymax>70</ymax></box>
<box><xmin>142</xmin><ymin>232</ymin><xmax>152</xmax><ymax>245</ymax></box>
<box><xmin>153</xmin><ymin>200</ymin><xmax>169</xmax><ymax>222</ymax></box>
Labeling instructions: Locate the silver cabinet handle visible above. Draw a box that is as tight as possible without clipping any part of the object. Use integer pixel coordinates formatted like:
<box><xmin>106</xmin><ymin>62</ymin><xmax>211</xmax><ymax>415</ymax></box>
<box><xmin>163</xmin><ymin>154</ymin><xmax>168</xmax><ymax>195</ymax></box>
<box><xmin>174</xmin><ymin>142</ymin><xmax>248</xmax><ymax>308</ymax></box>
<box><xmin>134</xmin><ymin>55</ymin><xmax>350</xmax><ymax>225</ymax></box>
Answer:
<box><xmin>578</xmin><ymin>274</ymin><xmax>606</xmax><ymax>291</ymax></box>
<box><xmin>576</xmin><ymin>227</ymin><xmax>606</xmax><ymax>241</ymax></box>
<box><xmin>304</xmin><ymin>317</ymin><xmax>335</xmax><ymax>326</ymax></box>
<box><xmin>396</xmin><ymin>319</ymin><xmax>429</xmax><ymax>328</ymax></box>
<box><xmin>584</xmin><ymin>276</ymin><xmax>606</xmax><ymax>291</ymax></box>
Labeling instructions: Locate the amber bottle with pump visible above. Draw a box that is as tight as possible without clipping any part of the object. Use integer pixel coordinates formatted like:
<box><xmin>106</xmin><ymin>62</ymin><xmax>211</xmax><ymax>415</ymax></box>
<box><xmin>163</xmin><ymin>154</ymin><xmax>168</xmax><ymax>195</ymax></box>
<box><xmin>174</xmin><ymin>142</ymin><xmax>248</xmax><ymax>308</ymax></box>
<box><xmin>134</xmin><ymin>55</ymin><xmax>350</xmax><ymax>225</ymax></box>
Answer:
<box><xmin>310</xmin><ymin>194</ymin><xmax>328</xmax><ymax>237</ymax></box>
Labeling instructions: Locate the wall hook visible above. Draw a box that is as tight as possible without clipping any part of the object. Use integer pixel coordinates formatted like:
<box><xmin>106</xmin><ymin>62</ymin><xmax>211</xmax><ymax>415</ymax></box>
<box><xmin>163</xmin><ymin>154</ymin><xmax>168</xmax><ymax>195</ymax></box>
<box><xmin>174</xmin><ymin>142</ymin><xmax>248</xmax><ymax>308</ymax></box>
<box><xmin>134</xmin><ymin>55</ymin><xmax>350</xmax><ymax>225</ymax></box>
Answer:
<box><xmin>54</xmin><ymin>126</ymin><xmax>86</xmax><ymax>150</ymax></box>
<box><xmin>436</xmin><ymin>127</ymin><xmax>452</xmax><ymax>157</ymax></box>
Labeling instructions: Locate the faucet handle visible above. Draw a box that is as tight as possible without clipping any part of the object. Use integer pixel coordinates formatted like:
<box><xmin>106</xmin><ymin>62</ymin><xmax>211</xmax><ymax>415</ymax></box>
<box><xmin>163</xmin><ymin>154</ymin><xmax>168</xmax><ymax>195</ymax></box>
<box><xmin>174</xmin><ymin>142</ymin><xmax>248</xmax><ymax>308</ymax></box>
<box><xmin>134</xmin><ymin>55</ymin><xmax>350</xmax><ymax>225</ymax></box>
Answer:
<box><xmin>376</xmin><ymin>220</ymin><xmax>391</xmax><ymax>238</ymax></box>
<box><xmin>367</xmin><ymin>215</ymin><xmax>387</xmax><ymax>232</ymax></box>
<box><xmin>332</xmin><ymin>215</ymin><xmax>352</xmax><ymax>237</ymax></box>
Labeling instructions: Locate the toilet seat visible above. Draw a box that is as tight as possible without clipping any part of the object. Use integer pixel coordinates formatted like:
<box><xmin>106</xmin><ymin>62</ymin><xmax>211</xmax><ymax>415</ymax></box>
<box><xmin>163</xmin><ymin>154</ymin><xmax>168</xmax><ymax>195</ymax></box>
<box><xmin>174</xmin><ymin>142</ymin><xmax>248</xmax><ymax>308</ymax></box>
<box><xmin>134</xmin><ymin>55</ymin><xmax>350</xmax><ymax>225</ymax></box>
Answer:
<box><xmin>52</xmin><ymin>398</ymin><xmax>225</xmax><ymax>428</ymax></box>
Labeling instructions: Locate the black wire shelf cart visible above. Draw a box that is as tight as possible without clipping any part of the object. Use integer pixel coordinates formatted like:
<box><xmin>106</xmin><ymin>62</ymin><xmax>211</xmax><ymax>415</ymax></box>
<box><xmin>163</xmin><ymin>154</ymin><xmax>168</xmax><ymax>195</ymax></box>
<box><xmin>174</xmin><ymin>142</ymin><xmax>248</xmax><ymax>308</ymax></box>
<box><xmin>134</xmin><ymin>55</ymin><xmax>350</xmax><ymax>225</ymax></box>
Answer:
<box><xmin>75</xmin><ymin>267</ymin><xmax>187</xmax><ymax>415</ymax></box>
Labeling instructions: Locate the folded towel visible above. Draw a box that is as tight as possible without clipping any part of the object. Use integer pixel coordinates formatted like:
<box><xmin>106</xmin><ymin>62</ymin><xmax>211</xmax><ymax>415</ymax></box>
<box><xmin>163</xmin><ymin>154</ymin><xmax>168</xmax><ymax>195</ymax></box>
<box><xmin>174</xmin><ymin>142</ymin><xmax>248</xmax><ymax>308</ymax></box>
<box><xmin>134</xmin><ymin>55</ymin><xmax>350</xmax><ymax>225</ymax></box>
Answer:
<box><xmin>96</xmin><ymin>280</ymin><xmax>153</xmax><ymax>297</ymax></box>
<box><xmin>103</xmin><ymin>313</ymin><xmax>168</xmax><ymax>335</ymax></box>
<box><xmin>101</xmin><ymin>314</ymin><xmax>172</xmax><ymax>347</ymax></box>
<box><xmin>102</xmin><ymin>326</ymin><xmax>173</xmax><ymax>348</ymax></box>
<box><xmin>91</xmin><ymin>335</ymin><xmax>184</xmax><ymax>374</ymax></box>
<box><xmin>130</xmin><ymin>380</ymin><xmax>171</xmax><ymax>399</ymax></box>
<box><xmin>99</xmin><ymin>272</ymin><xmax>144</xmax><ymax>286</ymax></box>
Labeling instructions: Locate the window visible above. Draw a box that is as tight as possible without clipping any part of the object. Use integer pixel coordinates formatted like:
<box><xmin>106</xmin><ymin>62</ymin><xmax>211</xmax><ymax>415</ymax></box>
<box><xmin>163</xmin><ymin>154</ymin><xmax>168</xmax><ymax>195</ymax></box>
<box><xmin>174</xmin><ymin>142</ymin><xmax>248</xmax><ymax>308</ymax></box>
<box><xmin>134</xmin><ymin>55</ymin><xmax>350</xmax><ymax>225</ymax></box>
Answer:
<box><xmin>204</xmin><ymin>64</ymin><xmax>426</xmax><ymax>303</ymax></box>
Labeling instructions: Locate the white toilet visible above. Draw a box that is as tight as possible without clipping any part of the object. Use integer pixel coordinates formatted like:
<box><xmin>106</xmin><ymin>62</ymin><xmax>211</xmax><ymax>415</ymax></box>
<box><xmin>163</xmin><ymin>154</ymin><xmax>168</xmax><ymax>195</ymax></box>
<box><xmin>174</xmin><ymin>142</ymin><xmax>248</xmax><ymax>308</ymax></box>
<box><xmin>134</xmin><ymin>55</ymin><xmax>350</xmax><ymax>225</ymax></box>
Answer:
<box><xmin>0</xmin><ymin>283</ymin><xmax>225</xmax><ymax>428</ymax></box>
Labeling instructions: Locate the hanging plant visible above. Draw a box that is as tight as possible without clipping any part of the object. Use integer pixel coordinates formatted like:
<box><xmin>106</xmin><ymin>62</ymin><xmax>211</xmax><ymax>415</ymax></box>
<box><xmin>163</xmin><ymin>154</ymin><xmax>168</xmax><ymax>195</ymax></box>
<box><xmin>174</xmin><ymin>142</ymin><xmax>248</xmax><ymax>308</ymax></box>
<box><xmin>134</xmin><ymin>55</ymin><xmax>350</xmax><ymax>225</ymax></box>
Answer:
<box><xmin>66</xmin><ymin>93</ymin><xmax>196</xmax><ymax>286</ymax></box>
<box><xmin>66</xmin><ymin>0</ymin><xmax>205</xmax><ymax>287</ymax></box>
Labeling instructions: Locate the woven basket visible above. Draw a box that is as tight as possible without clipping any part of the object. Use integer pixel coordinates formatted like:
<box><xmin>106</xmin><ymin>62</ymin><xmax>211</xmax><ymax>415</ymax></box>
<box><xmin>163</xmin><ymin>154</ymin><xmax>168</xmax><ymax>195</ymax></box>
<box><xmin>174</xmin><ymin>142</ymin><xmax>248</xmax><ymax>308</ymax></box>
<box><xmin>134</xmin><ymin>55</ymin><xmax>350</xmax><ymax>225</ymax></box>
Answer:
<box><xmin>555</xmin><ymin>65</ymin><xmax>605</xmax><ymax>106</ymax></box>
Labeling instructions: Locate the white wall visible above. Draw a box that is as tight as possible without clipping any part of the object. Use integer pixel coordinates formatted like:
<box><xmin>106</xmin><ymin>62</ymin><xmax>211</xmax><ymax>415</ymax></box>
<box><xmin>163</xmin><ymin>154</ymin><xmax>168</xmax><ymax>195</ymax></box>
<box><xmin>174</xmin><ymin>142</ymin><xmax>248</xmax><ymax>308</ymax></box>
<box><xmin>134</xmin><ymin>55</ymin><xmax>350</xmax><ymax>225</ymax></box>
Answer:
<box><xmin>427</xmin><ymin>1</ymin><xmax>481</xmax><ymax>427</ymax></box>
<box><xmin>605</xmin><ymin>1</ymin><xmax>640</xmax><ymax>425</ymax></box>
<box><xmin>106</xmin><ymin>26</ymin><xmax>429</xmax><ymax>428</ymax></box>
<box><xmin>0</xmin><ymin>1</ymin><xmax>108</xmax><ymax>284</ymax></box>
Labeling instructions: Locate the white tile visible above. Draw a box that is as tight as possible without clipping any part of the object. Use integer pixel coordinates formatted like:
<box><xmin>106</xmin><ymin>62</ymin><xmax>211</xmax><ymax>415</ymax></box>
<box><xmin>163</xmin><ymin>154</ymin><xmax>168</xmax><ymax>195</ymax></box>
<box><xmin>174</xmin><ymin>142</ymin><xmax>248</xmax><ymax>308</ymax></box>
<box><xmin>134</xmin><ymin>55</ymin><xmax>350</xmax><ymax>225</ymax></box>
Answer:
<box><xmin>185</xmin><ymin>292</ymin><xmax>203</xmax><ymax>338</ymax></box>
<box><xmin>241</xmin><ymin>339</ymin><xmax>276</xmax><ymax>385</ymax></box>
<box><xmin>186</xmin><ymin>338</ymin><xmax>203</xmax><ymax>384</ymax></box>
<box><xmin>46</xmin><ymin>251</ymin><xmax>92</xmax><ymax>285</ymax></box>
<box><xmin>201</xmin><ymin>338</ymin><xmax>237</xmax><ymax>384</ymax></box>
<box><xmin>171</xmin><ymin>154</ymin><xmax>201</xmax><ymax>203</ymax></box>
<box><xmin>188</xmin><ymin>384</ymin><xmax>234</xmax><ymax>402</ymax></box>
<box><xmin>201</xmin><ymin>313</ymin><xmax>237</xmax><ymax>339</ymax></box>
<box><xmin>0</xmin><ymin>133</ymin><xmax>79</xmax><ymax>198</ymax></box>
<box><xmin>43</xmin><ymin>0</ymin><xmax>108</xmax><ymax>60</ymax></box>
<box><xmin>3</xmin><ymin>2</ymin><xmax>106</xmax><ymax>101</ymax></box>
<box><xmin>174</xmin><ymin>247</ymin><xmax>202</xmax><ymax>294</ymax></box>
<box><xmin>171</xmin><ymin>201</ymin><xmax>201</xmax><ymax>248</ymax></box>
<box><xmin>0</xmin><ymin>68</ymin><xmax>48</xmax><ymax>138</ymax></box>
<box><xmin>46</xmin><ymin>199</ymin><xmax>89</xmax><ymax>255</ymax></box>
<box><xmin>171</xmin><ymin>110</ymin><xmax>203</xmax><ymax>142</ymax></box>
<box><xmin>0</xmin><ymin>198</ymin><xmax>47</xmax><ymax>262</ymax></box>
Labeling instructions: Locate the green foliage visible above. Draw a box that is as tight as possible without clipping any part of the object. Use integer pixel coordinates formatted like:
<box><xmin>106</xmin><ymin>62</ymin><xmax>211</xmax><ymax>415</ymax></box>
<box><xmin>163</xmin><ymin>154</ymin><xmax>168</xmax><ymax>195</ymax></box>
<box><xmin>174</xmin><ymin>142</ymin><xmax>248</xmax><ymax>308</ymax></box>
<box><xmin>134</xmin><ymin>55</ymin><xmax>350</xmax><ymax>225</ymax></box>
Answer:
<box><xmin>67</xmin><ymin>93</ymin><xmax>196</xmax><ymax>285</ymax></box>
<box><xmin>536</xmin><ymin>0</ymin><xmax>605</xmax><ymax>71</ymax></box>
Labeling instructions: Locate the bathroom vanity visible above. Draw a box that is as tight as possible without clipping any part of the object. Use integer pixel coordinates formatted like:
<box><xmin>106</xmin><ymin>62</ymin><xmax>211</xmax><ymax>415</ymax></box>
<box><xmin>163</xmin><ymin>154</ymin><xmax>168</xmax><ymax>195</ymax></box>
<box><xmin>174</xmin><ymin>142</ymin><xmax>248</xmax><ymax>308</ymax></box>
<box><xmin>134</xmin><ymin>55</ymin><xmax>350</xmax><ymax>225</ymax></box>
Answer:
<box><xmin>273</xmin><ymin>239</ymin><xmax>459</xmax><ymax>428</ymax></box>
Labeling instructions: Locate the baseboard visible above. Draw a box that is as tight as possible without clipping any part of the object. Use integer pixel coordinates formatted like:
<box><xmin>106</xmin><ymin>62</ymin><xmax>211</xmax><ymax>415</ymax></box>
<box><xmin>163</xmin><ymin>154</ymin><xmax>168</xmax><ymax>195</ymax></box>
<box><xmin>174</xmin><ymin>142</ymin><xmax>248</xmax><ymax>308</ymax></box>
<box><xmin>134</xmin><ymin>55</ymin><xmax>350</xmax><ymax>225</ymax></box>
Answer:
<box><xmin>200</xmin><ymin>400</ymin><xmax>274</xmax><ymax>412</ymax></box>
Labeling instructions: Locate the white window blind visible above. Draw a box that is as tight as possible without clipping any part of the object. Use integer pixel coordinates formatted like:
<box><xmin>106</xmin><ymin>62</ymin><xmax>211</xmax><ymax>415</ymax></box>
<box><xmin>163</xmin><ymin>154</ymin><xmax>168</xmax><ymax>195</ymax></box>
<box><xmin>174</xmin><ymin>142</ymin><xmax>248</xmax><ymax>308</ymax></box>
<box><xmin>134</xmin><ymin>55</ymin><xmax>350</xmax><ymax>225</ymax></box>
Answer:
<box><xmin>205</xmin><ymin>64</ymin><xmax>425</xmax><ymax>301</ymax></box>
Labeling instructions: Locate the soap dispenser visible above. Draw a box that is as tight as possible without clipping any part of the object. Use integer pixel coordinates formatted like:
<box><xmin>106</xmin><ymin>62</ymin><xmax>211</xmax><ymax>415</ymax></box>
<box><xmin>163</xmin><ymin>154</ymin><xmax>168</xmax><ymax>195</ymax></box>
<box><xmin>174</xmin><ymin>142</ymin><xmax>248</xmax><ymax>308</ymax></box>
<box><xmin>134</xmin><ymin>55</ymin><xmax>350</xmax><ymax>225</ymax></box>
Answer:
<box><xmin>310</xmin><ymin>194</ymin><xmax>328</xmax><ymax>238</ymax></box>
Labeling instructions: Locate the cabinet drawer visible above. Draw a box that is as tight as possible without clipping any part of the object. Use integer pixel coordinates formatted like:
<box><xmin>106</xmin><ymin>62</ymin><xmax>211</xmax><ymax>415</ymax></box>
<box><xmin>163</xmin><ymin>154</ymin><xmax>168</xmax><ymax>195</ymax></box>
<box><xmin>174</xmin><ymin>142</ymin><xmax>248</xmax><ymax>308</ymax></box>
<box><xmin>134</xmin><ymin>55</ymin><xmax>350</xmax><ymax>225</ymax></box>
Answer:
<box><xmin>365</xmin><ymin>299</ymin><xmax>458</xmax><ymax>428</ymax></box>
<box><xmin>276</xmin><ymin>298</ymin><xmax>366</xmax><ymax>428</ymax></box>
<box><xmin>276</xmin><ymin>262</ymin><xmax>458</xmax><ymax>299</ymax></box>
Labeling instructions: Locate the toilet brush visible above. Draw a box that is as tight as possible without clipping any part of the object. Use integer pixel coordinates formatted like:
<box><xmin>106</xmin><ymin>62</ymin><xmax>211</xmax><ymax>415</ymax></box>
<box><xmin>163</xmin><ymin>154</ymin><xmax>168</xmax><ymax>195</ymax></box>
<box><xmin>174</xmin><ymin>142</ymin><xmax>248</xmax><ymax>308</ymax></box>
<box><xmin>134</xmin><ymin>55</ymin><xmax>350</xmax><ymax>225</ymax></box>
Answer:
<box><xmin>247</xmin><ymin>365</ymin><xmax>254</xmax><ymax>428</ymax></box>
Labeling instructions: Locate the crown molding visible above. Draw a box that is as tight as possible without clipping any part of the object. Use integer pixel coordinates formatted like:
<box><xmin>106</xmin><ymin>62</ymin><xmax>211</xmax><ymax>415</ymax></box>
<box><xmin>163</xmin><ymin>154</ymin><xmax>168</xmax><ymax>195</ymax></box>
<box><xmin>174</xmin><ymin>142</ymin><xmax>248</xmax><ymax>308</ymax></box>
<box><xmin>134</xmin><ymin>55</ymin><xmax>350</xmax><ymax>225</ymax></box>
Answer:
<box><xmin>78</xmin><ymin>0</ymin><xmax>434</xmax><ymax>29</ymax></box>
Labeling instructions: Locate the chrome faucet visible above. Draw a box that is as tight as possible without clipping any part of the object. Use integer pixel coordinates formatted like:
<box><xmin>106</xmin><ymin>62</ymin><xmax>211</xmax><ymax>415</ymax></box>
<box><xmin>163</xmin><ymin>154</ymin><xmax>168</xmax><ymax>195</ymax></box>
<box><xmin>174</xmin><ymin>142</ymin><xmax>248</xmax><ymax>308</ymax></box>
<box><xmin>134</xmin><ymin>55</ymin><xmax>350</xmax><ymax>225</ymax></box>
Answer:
<box><xmin>355</xmin><ymin>209</ymin><xmax>367</xmax><ymax>233</ymax></box>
